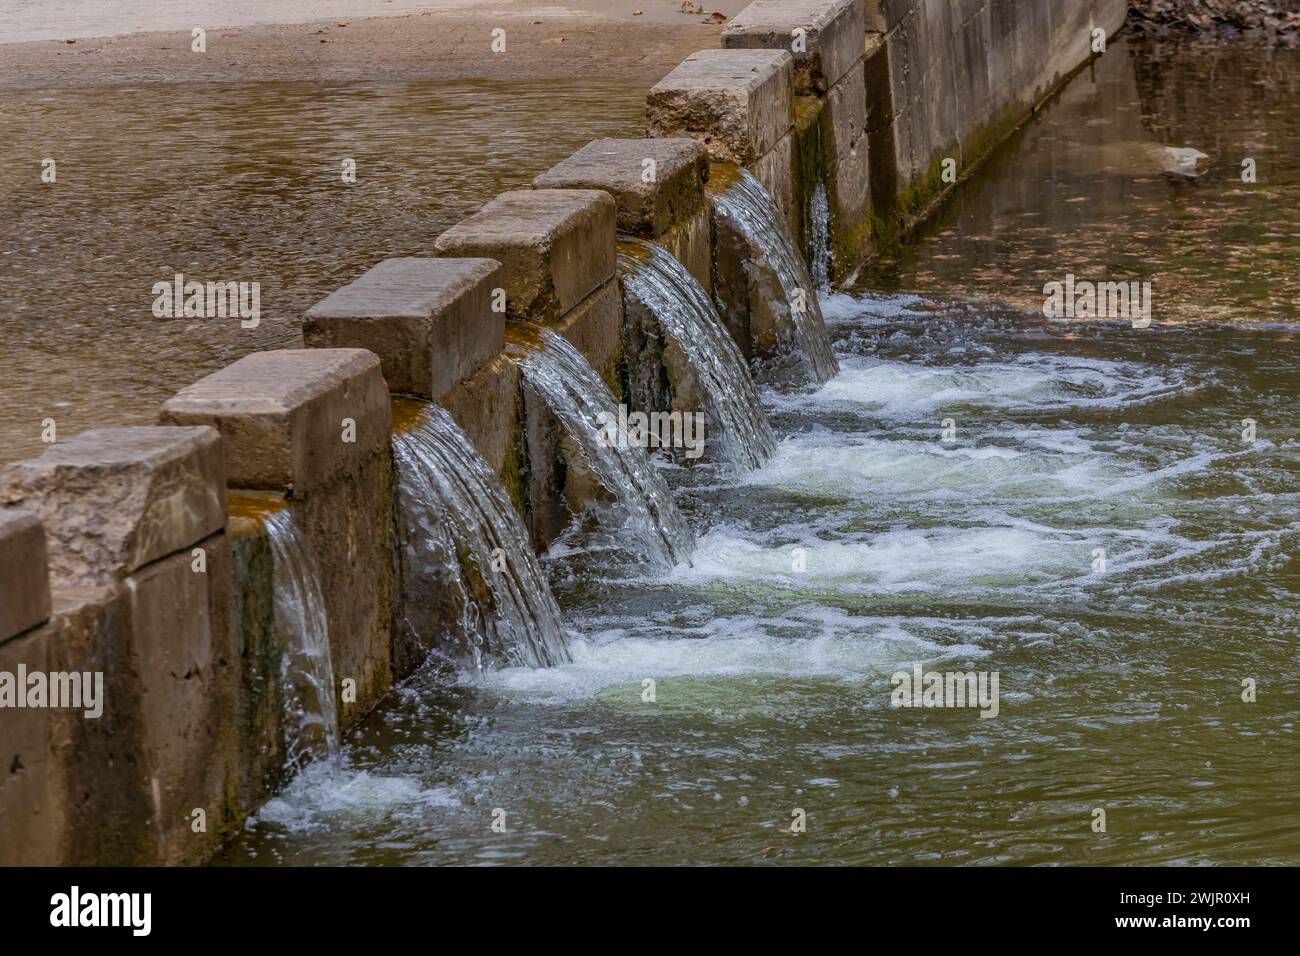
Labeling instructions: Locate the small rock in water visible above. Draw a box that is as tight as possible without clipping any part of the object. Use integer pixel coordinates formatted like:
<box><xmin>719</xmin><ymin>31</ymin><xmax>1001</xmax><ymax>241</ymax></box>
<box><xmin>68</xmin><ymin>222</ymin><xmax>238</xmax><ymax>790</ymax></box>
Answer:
<box><xmin>1157</xmin><ymin>145</ymin><xmax>1211</xmax><ymax>177</ymax></box>
<box><xmin>1096</xmin><ymin>141</ymin><xmax>1210</xmax><ymax>178</ymax></box>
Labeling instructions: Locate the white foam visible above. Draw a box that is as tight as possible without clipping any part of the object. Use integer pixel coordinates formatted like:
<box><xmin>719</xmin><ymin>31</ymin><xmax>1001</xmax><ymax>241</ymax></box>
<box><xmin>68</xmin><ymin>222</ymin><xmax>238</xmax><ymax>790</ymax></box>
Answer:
<box><xmin>674</xmin><ymin>524</ymin><xmax>1092</xmax><ymax>592</ymax></box>
<box><xmin>819</xmin><ymin>291</ymin><xmax>931</xmax><ymax>325</ymax></box>
<box><xmin>254</xmin><ymin>760</ymin><xmax>461</xmax><ymax>833</ymax></box>
<box><xmin>748</xmin><ymin>432</ymin><xmax>1120</xmax><ymax>500</ymax></box>
<box><xmin>477</xmin><ymin>605</ymin><xmax>991</xmax><ymax>704</ymax></box>
<box><xmin>772</xmin><ymin>353</ymin><xmax>1184</xmax><ymax>419</ymax></box>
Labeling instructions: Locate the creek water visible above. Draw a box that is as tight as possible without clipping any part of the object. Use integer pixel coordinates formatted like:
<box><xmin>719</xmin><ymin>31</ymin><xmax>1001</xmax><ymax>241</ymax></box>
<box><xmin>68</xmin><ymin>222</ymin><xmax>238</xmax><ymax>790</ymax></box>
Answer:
<box><xmin>0</xmin><ymin>77</ymin><xmax>650</xmax><ymax>467</ymax></box>
<box><xmin>619</xmin><ymin>238</ymin><xmax>777</xmax><ymax>471</ymax></box>
<box><xmin>266</xmin><ymin>509</ymin><xmax>340</xmax><ymax>767</ymax></box>
<box><xmin>393</xmin><ymin>403</ymin><xmax>571</xmax><ymax>671</ymax></box>
<box><xmin>864</xmin><ymin>35</ymin><xmax>1300</xmax><ymax>323</ymax></box>
<box><xmin>225</xmin><ymin>296</ymin><xmax>1300</xmax><ymax>865</ymax></box>
<box><xmin>508</xmin><ymin>326</ymin><xmax>696</xmax><ymax>568</ymax></box>
<box><xmin>209</xmin><ymin>35</ymin><xmax>1296</xmax><ymax>865</ymax></box>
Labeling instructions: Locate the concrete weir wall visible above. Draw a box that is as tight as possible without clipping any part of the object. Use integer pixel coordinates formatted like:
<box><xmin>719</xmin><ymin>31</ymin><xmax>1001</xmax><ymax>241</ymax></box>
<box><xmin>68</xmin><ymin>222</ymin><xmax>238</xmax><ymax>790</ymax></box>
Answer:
<box><xmin>1</xmin><ymin>429</ymin><xmax>233</xmax><ymax>864</ymax></box>
<box><xmin>533</xmin><ymin>137</ymin><xmax>716</xmax><ymax>427</ymax></box>
<box><xmin>0</xmin><ymin>0</ymin><xmax>1126</xmax><ymax>864</ymax></box>
<box><xmin>719</xmin><ymin>0</ymin><xmax>871</xmax><ymax>273</ymax></box>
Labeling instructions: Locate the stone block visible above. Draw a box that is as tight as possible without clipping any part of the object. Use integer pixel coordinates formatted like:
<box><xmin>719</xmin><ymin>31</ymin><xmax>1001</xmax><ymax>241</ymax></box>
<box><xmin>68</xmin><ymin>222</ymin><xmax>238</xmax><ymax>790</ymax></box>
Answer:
<box><xmin>0</xmin><ymin>510</ymin><xmax>52</xmax><ymax>642</ymax></box>
<box><xmin>0</xmin><ymin>619</ymin><xmax>58</xmax><ymax>864</ymax></box>
<box><xmin>824</xmin><ymin>59</ymin><xmax>871</xmax><ymax>233</ymax></box>
<box><xmin>0</xmin><ymin>535</ymin><xmax>239</xmax><ymax>867</ymax></box>
<box><xmin>0</xmin><ymin>427</ymin><xmax>226</xmax><ymax>589</ymax></box>
<box><xmin>533</xmin><ymin>138</ymin><xmax>709</xmax><ymax>240</ymax></box>
<box><xmin>723</xmin><ymin>0</ymin><xmax>865</xmax><ymax>95</ymax></box>
<box><xmin>863</xmin><ymin>32</ymin><xmax>899</xmax><ymax>210</ymax></box>
<box><xmin>121</xmin><ymin>535</ymin><xmax>236</xmax><ymax>864</ymax></box>
<box><xmin>750</xmin><ymin>132</ymin><xmax>797</xmax><ymax>235</ymax></box>
<box><xmin>0</xmin><ymin>577</ymin><xmax>201</xmax><ymax>866</ymax></box>
<box><xmin>646</xmin><ymin>49</ymin><xmax>794</xmax><ymax>165</ymax></box>
<box><xmin>224</xmin><ymin>491</ymin><xmax>289</xmax><ymax>807</ymax></box>
<box><xmin>439</xmin><ymin>356</ymin><xmax>526</xmax><ymax>506</ymax></box>
<box><xmin>161</xmin><ymin>349</ymin><xmax>390</xmax><ymax>495</ymax></box>
<box><xmin>287</xmin><ymin>451</ymin><xmax>395</xmax><ymax>719</ymax></box>
<box><xmin>304</xmin><ymin>257</ymin><xmax>504</xmax><ymax>403</ymax></box>
<box><xmin>433</xmin><ymin>190</ymin><xmax>616</xmax><ymax>324</ymax></box>
<box><xmin>826</xmin><ymin>56</ymin><xmax>868</xmax><ymax>149</ymax></box>
<box><xmin>658</xmin><ymin>204</ymin><xmax>713</xmax><ymax>296</ymax></box>
<box><xmin>550</xmin><ymin>279</ymin><xmax>624</xmax><ymax>397</ymax></box>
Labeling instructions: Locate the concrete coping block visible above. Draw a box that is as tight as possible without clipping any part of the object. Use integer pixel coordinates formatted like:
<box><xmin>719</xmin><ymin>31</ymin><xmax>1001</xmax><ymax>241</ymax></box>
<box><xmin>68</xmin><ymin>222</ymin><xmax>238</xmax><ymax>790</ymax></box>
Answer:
<box><xmin>0</xmin><ymin>510</ymin><xmax>52</xmax><ymax>642</ymax></box>
<box><xmin>304</xmin><ymin>258</ymin><xmax>505</xmax><ymax>403</ymax></box>
<box><xmin>646</xmin><ymin>48</ymin><xmax>795</xmax><ymax>165</ymax></box>
<box><xmin>160</xmin><ymin>349</ymin><xmax>390</xmax><ymax>495</ymax></box>
<box><xmin>433</xmin><ymin>189</ymin><xmax>616</xmax><ymax>324</ymax></box>
<box><xmin>532</xmin><ymin>138</ymin><xmax>710</xmax><ymax>239</ymax></box>
<box><xmin>0</xmin><ymin>427</ymin><xmax>226</xmax><ymax>590</ymax></box>
<box><xmin>723</xmin><ymin>0</ymin><xmax>865</xmax><ymax>95</ymax></box>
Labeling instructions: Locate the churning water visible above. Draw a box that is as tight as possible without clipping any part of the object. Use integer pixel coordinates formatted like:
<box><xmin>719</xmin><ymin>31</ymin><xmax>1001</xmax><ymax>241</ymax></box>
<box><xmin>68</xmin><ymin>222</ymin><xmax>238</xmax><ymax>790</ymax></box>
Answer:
<box><xmin>219</xmin><ymin>37</ymin><xmax>1299</xmax><ymax>866</ymax></box>
<box><xmin>712</xmin><ymin>169</ymin><xmax>840</xmax><ymax>384</ymax></box>
<box><xmin>393</xmin><ymin>403</ymin><xmax>570</xmax><ymax>671</ymax></box>
<box><xmin>618</xmin><ymin>239</ymin><xmax>777</xmax><ymax>471</ymax></box>
<box><xmin>227</xmin><ymin>298</ymin><xmax>1300</xmax><ymax>866</ymax></box>
<box><xmin>508</xmin><ymin>325</ymin><xmax>695</xmax><ymax>569</ymax></box>
<box><xmin>265</xmin><ymin>509</ymin><xmax>340</xmax><ymax>767</ymax></box>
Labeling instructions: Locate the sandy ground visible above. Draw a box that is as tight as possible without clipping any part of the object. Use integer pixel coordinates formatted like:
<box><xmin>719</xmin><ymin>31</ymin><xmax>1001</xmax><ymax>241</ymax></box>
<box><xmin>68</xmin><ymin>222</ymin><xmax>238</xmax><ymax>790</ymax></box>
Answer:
<box><xmin>0</xmin><ymin>0</ymin><xmax>749</xmax><ymax>88</ymax></box>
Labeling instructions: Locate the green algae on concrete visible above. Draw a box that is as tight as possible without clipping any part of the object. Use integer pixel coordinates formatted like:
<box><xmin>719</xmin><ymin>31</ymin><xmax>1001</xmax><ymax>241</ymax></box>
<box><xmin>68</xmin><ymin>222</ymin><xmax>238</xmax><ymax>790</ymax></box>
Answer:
<box><xmin>225</xmin><ymin>493</ymin><xmax>294</xmax><ymax>816</ymax></box>
<box><xmin>792</xmin><ymin>95</ymin><xmax>827</xmax><ymax>272</ymax></box>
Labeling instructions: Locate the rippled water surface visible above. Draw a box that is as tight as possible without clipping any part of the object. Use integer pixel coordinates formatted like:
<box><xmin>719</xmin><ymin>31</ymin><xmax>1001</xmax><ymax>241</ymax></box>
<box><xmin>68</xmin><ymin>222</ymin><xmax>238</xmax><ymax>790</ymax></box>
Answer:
<box><xmin>0</xmin><ymin>79</ymin><xmax>648</xmax><ymax>464</ymax></box>
<box><xmin>219</xmin><ymin>294</ymin><xmax>1300</xmax><ymax>865</ymax></box>
<box><xmin>865</xmin><ymin>36</ymin><xmax>1300</xmax><ymax>325</ymax></box>
<box><xmin>11</xmin><ymin>33</ymin><xmax>1292</xmax><ymax>866</ymax></box>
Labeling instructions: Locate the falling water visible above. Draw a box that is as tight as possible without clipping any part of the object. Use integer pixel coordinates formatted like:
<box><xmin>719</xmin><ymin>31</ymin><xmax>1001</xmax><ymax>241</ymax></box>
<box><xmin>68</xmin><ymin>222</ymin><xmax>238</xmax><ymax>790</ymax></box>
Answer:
<box><xmin>220</xmin><ymin>36</ymin><xmax>1300</xmax><ymax>868</ymax></box>
<box><xmin>265</xmin><ymin>509</ymin><xmax>339</xmax><ymax>767</ymax></box>
<box><xmin>712</xmin><ymin>169</ymin><xmax>839</xmax><ymax>383</ymax></box>
<box><xmin>808</xmin><ymin>184</ymin><xmax>832</xmax><ymax>292</ymax></box>
<box><xmin>618</xmin><ymin>239</ymin><xmax>777</xmax><ymax>470</ymax></box>
<box><xmin>508</xmin><ymin>325</ymin><xmax>695</xmax><ymax>567</ymax></box>
<box><xmin>392</xmin><ymin>404</ymin><xmax>570</xmax><ymax>670</ymax></box>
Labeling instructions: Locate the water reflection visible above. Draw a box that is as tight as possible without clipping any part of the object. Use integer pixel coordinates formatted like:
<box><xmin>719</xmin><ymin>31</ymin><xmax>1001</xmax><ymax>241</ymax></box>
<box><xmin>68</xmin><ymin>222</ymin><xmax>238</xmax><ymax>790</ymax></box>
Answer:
<box><xmin>863</xmin><ymin>36</ymin><xmax>1300</xmax><ymax>326</ymax></box>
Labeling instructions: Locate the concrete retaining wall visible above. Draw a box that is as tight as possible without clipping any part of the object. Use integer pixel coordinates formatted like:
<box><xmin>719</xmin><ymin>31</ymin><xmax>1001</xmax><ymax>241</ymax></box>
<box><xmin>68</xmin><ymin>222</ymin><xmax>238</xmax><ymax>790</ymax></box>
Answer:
<box><xmin>868</xmin><ymin>0</ymin><xmax>1128</xmax><ymax>238</ymax></box>
<box><xmin>722</xmin><ymin>0</ymin><xmax>870</xmax><ymax>278</ymax></box>
<box><xmin>160</xmin><ymin>349</ymin><xmax>398</xmax><ymax>720</ymax></box>
<box><xmin>1</xmin><ymin>429</ymin><xmax>237</xmax><ymax>864</ymax></box>
<box><xmin>0</xmin><ymin>0</ymin><xmax>1127</xmax><ymax>865</ymax></box>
